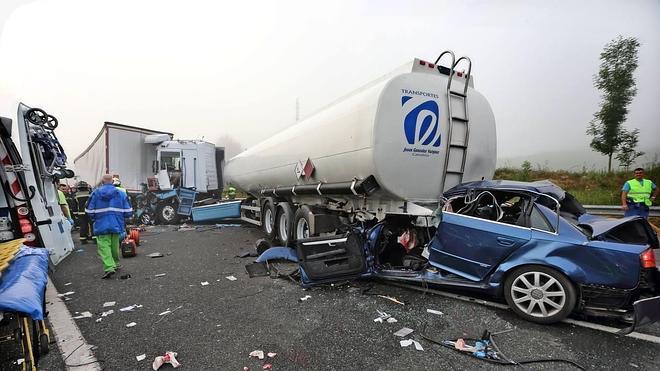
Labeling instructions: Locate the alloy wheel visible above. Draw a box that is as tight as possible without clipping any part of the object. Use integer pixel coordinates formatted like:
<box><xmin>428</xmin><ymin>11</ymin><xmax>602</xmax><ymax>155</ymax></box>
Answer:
<box><xmin>510</xmin><ymin>271</ymin><xmax>566</xmax><ymax>318</ymax></box>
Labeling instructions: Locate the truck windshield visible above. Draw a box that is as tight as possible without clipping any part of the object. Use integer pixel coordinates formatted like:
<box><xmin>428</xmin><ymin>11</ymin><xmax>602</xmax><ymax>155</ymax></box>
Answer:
<box><xmin>160</xmin><ymin>152</ymin><xmax>181</xmax><ymax>171</ymax></box>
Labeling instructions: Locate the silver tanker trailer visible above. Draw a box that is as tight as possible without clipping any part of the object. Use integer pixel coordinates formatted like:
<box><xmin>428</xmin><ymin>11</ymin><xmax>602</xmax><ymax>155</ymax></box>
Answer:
<box><xmin>224</xmin><ymin>51</ymin><xmax>497</xmax><ymax>245</ymax></box>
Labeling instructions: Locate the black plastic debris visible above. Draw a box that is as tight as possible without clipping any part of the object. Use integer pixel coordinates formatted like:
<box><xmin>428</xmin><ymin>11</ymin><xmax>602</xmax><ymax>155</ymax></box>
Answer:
<box><xmin>245</xmin><ymin>262</ymin><xmax>269</xmax><ymax>278</ymax></box>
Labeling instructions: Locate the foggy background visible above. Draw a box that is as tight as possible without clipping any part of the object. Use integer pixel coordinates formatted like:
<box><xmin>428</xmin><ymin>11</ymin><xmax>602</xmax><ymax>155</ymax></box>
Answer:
<box><xmin>0</xmin><ymin>0</ymin><xmax>658</xmax><ymax>170</ymax></box>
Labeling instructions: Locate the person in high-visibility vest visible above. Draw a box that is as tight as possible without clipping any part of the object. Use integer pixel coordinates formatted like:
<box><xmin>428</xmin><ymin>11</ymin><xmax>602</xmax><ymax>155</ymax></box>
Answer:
<box><xmin>227</xmin><ymin>186</ymin><xmax>236</xmax><ymax>200</ymax></box>
<box><xmin>621</xmin><ymin>167</ymin><xmax>658</xmax><ymax>219</ymax></box>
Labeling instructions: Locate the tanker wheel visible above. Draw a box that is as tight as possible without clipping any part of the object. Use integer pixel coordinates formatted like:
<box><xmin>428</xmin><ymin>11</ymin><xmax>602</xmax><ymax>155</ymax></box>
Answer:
<box><xmin>276</xmin><ymin>202</ymin><xmax>294</xmax><ymax>246</ymax></box>
<box><xmin>293</xmin><ymin>205</ymin><xmax>314</xmax><ymax>241</ymax></box>
<box><xmin>157</xmin><ymin>202</ymin><xmax>179</xmax><ymax>225</ymax></box>
<box><xmin>261</xmin><ymin>199</ymin><xmax>276</xmax><ymax>240</ymax></box>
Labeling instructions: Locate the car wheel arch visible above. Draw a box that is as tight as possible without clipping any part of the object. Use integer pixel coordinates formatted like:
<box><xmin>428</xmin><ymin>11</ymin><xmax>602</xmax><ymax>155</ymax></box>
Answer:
<box><xmin>493</xmin><ymin>261</ymin><xmax>584</xmax><ymax>298</ymax></box>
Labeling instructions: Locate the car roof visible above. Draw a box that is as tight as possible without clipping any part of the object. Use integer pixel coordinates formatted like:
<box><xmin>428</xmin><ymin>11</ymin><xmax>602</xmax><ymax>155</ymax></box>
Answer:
<box><xmin>444</xmin><ymin>180</ymin><xmax>566</xmax><ymax>201</ymax></box>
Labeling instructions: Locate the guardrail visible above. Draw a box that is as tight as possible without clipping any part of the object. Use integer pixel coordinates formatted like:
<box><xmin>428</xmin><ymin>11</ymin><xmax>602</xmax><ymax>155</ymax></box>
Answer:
<box><xmin>583</xmin><ymin>205</ymin><xmax>660</xmax><ymax>217</ymax></box>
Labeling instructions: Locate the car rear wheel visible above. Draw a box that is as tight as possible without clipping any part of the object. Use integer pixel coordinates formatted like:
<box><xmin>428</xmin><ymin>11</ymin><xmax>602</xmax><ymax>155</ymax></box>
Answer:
<box><xmin>504</xmin><ymin>265</ymin><xmax>576</xmax><ymax>324</ymax></box>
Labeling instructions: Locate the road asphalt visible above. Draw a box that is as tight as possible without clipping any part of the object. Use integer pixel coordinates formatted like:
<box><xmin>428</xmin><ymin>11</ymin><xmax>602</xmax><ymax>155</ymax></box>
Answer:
<box><xmin>2</xmin><ymin>224</ymin><xmax>659</xmax><ymax>370</ymax></box>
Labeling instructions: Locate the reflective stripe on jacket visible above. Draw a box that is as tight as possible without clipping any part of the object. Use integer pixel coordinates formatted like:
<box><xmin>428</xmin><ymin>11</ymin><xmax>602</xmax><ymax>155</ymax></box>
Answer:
<box><xmin>86</xmin><ymin>184</ymin><xmax>133</xmax><ymax>234</ymax></box>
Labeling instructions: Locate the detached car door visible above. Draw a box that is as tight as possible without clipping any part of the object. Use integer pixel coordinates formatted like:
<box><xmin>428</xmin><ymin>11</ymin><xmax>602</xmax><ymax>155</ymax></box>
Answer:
<box><xmin>296</xmin><ymin>232</ymin><xmax>367</xmax><ymax>285</ymax></box>
<box><xmin>429</xmin><ymin>212</ymin><xmax>532</xmax><ymax>281</ymax></box>
<box><xmin>16</xmin><ymin>103</ymin><xmax>74</xmax><ymax>265</ymax></box>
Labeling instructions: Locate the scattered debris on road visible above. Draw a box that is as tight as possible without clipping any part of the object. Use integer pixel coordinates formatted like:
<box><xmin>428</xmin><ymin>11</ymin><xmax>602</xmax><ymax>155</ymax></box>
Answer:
<box><xmin>103</xmin><ymin>301</ymin><xmax>116</xmax><ymax>307</ymax></box>
<box><xmin>152</xmin><ymin>351</ymin><xmax>180</xmax><ymax>370</ymax></box>
<box><xmin>299</xmin><ymin>295</ymin><xmax>312</xmax><ymax>302</ymax></box>
<box><xmin>57</xmin><ymin>291</ymin><xmax>75</xmax><ymax>297</ymax></box>
<box><xmin>226</xmin><ymin>275</ymin><xmax>237</xmax><ymax>281</ymax></box>
<box><xmin>73</xmin><ymin>311</ymin><xmax>93</xmax><ymax>319</ymax></box>
<box><xmin>201</xmin><ymin>281</ymin><xmax>209</xmax><ymax>286</ymax></box>
<box><xmin>155</xmin><ymin>273</ymin><xmax>166</xmax><ymax>277</ymax></box>
<box><xmin>393</xmin><ymin>327</ymin><xmax>414</xmax><ymax>337</ymax></box>
<box><xmin>136</xmin><ymin>354</ymin><xmax>146</xmax><ymax>362</ymax></box>
<box><xmin>249</xmin><ymin>350</ymin><xmax>265</xmax><ymax>360</ymax></box>
<box><xmin>267</xmin><ymin>352</ymin><xmax>277</xmax><ymax>358</ymax></box>
<box><xmin>374</xmin><ymin>310</ymin><xmax>397</xmax><ymax>323</ymax></box>
<box><xmin>262</xmin><ymin>363</ymin><xmax>272</xmax><ymax>370</ymax></box>
<box><xmin>126</xmin><ymin>322</ymin><xmax>137</xmax><ymax>328</ymax></box>
<box><xmin>378</xmin><ymin>295</ymin><xmax>405</xmax><ymax>305</ymax></box>
<box><xmin>147</xmin><ymin>253</ymin><xmax>164</xmax><ymax>258</ymax></box>
<box><xmin>400</xmin><ymin>339</ymin><xmax>424</xmax><ymax>351</ymax></box>
<box><xmin>427</xmin><ymin>309</ymin><xmax>444</xmax><ymax>315</ymax></box>
<box><xmin>119</xmin><ymin>304</ymin><xmax>142</xmax><ymax>312</ymax></box>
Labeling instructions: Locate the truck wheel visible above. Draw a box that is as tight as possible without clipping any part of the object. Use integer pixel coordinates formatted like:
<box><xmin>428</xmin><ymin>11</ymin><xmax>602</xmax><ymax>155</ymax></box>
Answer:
<box><xmin>261</xmin><ymin>199</ymin><xmax>276</xmax><ymax>240</ymax></box>
<box><xmin>157</xmin><ymin>202</ymin><xmax>179</xmax><ymax>225</ymax></box>
<box><xmin>293</xmin><ymin>205</ymin><xmax>314</xmax><ymax>241</ymax></box>
<box><xmin>504</xmin><ymin>265</ymin><xmax>576</xmax><ymax>324</ymax></box>
<box><xmin>276</xmin><ymin>202</ymin><xmax>294</xmax><ymax>246</ymax></box>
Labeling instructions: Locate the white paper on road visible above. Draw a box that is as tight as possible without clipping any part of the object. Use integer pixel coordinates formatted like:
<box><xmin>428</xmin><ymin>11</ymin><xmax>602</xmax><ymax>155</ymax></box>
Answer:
<box><xmin>73</xmin><ymin>311</ymin><xmax>93</xmax><ymax>319</ymax></box>
<box><xmin>136</xmin><ymin>354</ymin><xmax>146</xmax><ymax>362</ymax></box>
<box><xmin>249</xmin><ymin>350</ymin><xmax>265</xmax><ymax>360</ymax></box>
<box><xmin>101</xmin><ymin>310</ymin><xmax>114</xmax><ymax>317</ymax></box>
<box><xmin>126</xmin><ymin>322</ymin><xmax>137</xmax><ymax>328</ymax></box>
<box><xmin>201</xmin><ymin>281</ymin><xmax>209</xmax><ymax>286</ymax></box>
<box><xmin>64</xmin><ymin>282</ymin><xmax>72</xmax><ymax>286</ymax></box>
<box><xmin>426</xmin><ymin>309</ymin><xmax>444</xmax><ymax>315</ymax></box>
<box><xmin>103</xmin><ymin>301</ymin><xmax>116</xmax><ymax>307</ymax></box>
<box><xmin>400</xmin><ymin>339</ymin><xmax>424</xmax><ymax>351</ymax></box>
<box><xmin>120</xmin><ymin>304</ymin><xmax>142</xmax><ymax>312</ymax></box>
<box><xmin>300</xmin><ymin>295</ymin><xmax>311</xmax><ymax>301</ymax></box>
<box><xmin>393</xmin><ymin>327</ymin><xmax>414</xmax><ymax>337</ymax></box>
<box><xmin>57</xmin><ymin>291</ymin><xmax>75</xmax><ymax>297</ymax></box>
<box><xmin>225</xmin><ymin>276</ymin><xmax>237</xmax><ymax>281</ymax></box>
<box><xmin>159</xmin><ymin>310</ymin><xmax>171</xmax><ymax>316</ymax></box>
<box><xmin>155</xmin><ymin>273</ymin><xmax>166</xmax><ymax>277</ymax></box>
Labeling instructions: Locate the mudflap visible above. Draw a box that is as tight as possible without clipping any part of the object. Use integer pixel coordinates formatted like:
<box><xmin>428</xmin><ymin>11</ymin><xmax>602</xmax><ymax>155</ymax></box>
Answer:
<box><xmin>617</xmin><ymin>295</ymin><xmax>660</xmax><ymax>335</ymax></box>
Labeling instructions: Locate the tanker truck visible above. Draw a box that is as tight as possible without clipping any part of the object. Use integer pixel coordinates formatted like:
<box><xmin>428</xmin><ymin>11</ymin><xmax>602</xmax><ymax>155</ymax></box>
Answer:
<box><xmin>224</xmin><ymin>51</ymin><xmax>496</xmax><ymax>245</ymax></box>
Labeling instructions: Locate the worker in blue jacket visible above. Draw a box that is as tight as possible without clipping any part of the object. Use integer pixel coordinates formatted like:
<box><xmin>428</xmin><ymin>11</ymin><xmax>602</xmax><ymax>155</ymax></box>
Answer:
<box><xmin>86</xmin><ymin>174</ymin><xmax>133</xmax><ymax>279</ymax></box>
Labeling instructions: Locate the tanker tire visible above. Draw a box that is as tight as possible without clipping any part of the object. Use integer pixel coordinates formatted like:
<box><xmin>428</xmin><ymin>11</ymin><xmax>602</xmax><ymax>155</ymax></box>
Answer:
<box><xmin>276</xmin><ymin>202</ymin><xmax>294</xmax><ymax>246</ymax></box>
<box><xmin>293</xmin><ymin>205</ymin><xmax>314</xmax><ymax>241</ymax></box>
<box><xmin>261</xmin><ymin>199</ymin><xmax>276</xmax><ymax>240</ymax></box>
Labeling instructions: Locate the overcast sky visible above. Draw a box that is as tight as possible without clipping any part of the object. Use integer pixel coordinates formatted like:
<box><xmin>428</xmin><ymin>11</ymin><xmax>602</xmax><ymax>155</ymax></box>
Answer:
<box><xmin>0</xmin><ymin>0</ymin><xmax>658</xmax><ymax>169</ymax></box>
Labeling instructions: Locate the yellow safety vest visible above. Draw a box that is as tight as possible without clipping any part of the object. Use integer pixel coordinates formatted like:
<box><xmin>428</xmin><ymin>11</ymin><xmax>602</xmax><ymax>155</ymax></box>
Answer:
<box><xmin>626</xmin><ymin>179</ymin><xmax>653</xmax><ymax>206</ymax></box>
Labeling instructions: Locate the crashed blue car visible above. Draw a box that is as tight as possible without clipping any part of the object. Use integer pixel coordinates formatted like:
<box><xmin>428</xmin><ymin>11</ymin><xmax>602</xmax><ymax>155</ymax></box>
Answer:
<box><xmin>295</xmin><ymin>180</ymin><xmax>660</xmax><ymax>326</ymax></box>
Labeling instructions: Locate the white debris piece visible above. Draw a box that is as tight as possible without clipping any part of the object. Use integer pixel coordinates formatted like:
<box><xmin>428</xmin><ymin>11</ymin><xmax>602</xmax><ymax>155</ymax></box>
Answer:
<box><xmin>101</xmin><ymin>310</ymin><xmax>114</xmax><ymax>317</ymax></box>
<box><xmin>400</xmin><ymin>339</ymin><xmax>424</xmax><ymax>351</ymax></box>
<box><xmin>225</xmin><ymin>276</ymin><xmax>237</xmax><ymax>281</ymax></box>
<box><xmin>73</xmin><ymin>311</ymin><xmax>93</xmax><ymax>319</ymax></box>
<box><xmin>103</xmin><ymin>301</ymin><xmax>116</xmax><ymax>307</ymax></box>
<box><xmin>393</xmin><ymin>327</ymin><xmax>414</xmax><ymax>337</ymax></box>
<box><xmin>136</xmin><ymin>354</ymin><xmax>146</xmax><ymax>362</ymax></box>
<box><xmin>95</xmin><ymin>318</ymin><xmax>102</xmax><ymax>323</ymax></box>
<box><xmin>120</xmin><ymin>304</ymin><xmax>142</xmax><ymax>312</ymax></box>
<box><xmin>16</xmin><ymin>359</ymin><xmax>24</xmax><ymax>365</ymax></box>
<box><xmin>155</xmin><ymin>273</ymin><xmax>166</xmax><ymax>277</ymax></box>
<box><xmin>249</xmin><ymin>350</ymin><xmax>265</xmax><ymax>360</ymax></box>
<box><xmin>374</xmin><ymin>310</ymin><xmax>397</xmax><ymax>323</ymax></box>
<box><xmin>201</xmin><ymin>281</ymin><xmax>209</xmax><ymax>286</ymax></box>
<box><xmin>426</xmin><ymin>309</ymin><xmax>444</xmax><ymax>315</ymax></box>
<box><xmin>159</xmin><ymin>310</ymin><xmax>171</xmax><ymax>316</ymax></box>
<box><xmin>57</xmin><ymin>291</ymin><xmax>75</xmax><ymax>297</ymax></box>
<box><xmin>126</xmin><ymin>322</ymin><xmax>137</xmax><ymax>328</ymax></box>
<box><xmin>299</xmin><ymin>295</ymin><xmax>312</xmax><ymax>301</ymax></box>
<box><xmin>64</xmin><ymin>282</ymin><xmax>72</xmax><ymax>286</ymax></box>
<box><xmin>267</xmin><ymin>352</ymin><xmax>277</xmax><ymax>358</ymax></box>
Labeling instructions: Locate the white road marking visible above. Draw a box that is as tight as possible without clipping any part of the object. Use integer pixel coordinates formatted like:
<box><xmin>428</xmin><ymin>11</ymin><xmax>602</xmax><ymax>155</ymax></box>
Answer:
<box><xmin>45</xmin><ymin>280</ymin><xmax>101</xmax><ymax>370</ymax></box>
<box><xmin>389</xmin><ymin>281</ymin><xmax>660</xmax><ymax>345</ymax></box>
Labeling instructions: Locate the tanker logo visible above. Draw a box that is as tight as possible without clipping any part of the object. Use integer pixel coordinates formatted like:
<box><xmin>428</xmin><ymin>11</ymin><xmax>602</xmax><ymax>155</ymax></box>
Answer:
<box><xmin>402</xmin><ymin>96</ymin><xmax>441</xmax><ymax>147</ymax></box>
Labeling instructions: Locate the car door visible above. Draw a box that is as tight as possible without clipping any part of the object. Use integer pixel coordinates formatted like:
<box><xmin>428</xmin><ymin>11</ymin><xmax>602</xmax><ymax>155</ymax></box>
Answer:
<box><xmin>429</xmin><ymin>211</ymin><xmax>532</xmax><ymax>281</ymax></box>
<box><xmin>16</xmin><ymin>103</ymin><xmax>74</xmax><ymax>265</ymax></box>
<box><xmin>296</xmin><ymin>231</ymin><xmax>367</xmax><ymax>284</ymax></box>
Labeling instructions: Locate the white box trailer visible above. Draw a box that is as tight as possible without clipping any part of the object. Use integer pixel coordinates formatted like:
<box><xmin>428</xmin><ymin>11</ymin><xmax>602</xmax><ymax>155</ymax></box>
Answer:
<box><xmin>74</xmin><ymin>122</ymin><xmax>220</xmax><ymax>194</ymax></box>
<box><xmin>74</xmin><ymin>122</ymin><xmax>172</xmax><ymax>192</ymax></box>
<box><xmin>224</xmin><ymin>51</ymin><xmax>497</xmax><ymax>245</ymax></box>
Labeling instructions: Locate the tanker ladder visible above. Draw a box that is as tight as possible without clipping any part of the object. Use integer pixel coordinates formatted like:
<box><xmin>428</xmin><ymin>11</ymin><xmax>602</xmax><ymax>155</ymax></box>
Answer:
<box><xmin>436</xmin><ymin>51</ymin><xmax>472</xmax><ymax>192</ymax></box>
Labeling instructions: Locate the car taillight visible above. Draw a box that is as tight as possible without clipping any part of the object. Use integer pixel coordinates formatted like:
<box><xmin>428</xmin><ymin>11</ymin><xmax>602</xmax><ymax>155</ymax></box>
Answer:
<box><xmin>640</xmin><ymin>249</ymin><xmax>656</xmax><ymax>269</ymax></box>
<box><xmin>16</xmin><ymin>207</ymin><xmax>39</xmax><ymax>245</ymax></box>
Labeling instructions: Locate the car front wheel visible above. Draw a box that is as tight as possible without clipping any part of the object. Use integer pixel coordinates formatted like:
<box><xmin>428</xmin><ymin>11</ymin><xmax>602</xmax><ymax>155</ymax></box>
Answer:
<box><xmin>504</xmin><ymin>265</ymin><xmax>576</xmax><ymax>324</ymax></box>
